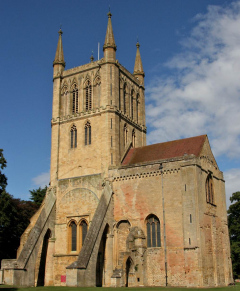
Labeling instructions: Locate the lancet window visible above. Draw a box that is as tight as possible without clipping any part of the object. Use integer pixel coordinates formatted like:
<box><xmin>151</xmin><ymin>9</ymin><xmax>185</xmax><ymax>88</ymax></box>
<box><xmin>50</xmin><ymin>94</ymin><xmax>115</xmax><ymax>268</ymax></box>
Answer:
<box><xmin>146</xmin><ymin>215</ymin><xmax>161</xmax><ymax>248</ymax></box>
<box><xmin>206</xmin><ymin>174</ymin><xmax>214</xmax><ymax>204</ymax></box>
<box><xmin>86</xmin><ymin>80</ymin><xmax>92</xmax><ymax>111</ymax></box>
<box><xmin>85</xmin><ymin>121</ymin><xmax>91</xmax><ymax>145</ymax></box>
<box><xmin>131</xmin><ymin>90</ymin><xmax>134</xmax><ymax>119</ymax></box>
<box><xmin>72</xmin><ymin>84</ymin><xmax>78</xmax><ymax>114</ymax></box>
<box><xmin>68</xmin><ymin>219</ymin><xmax>88</xmax><ymax>253</ymax></box>
<box><xmin>132</xmin><ymin>129</ymin><xmax>135</xmax><ymax>147</ymax></box>
<box><xmin>123</xmin><ymin>83</ymin><xmax>127</xmax><ymax>114</ymax></box>
<box><xmin>70</xmin><ymin>125</ymin><xmax>77</xmax><ymax>148</ymax></box>
<box><xmin>124</xmin><ymin>123</ymin><xmax>128</xmax><ymax>147</ymax></box>
<box><xmin>136</xmin><ymin>94</ymin><xmax>139</xmax><ymax>123</ymax></box>
<box><xmin>69</xmin><ymin>221</ymin><xmax>77</xmax><ymax>252</ymax></box>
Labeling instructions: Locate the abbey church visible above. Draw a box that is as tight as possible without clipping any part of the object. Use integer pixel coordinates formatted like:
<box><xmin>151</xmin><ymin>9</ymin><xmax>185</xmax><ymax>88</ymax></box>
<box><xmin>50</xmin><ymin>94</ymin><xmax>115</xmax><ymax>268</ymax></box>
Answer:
<box><xmin>1</xmin><ymin>12</ymin><xmax>233</xmax><ymax>287</ymax></box>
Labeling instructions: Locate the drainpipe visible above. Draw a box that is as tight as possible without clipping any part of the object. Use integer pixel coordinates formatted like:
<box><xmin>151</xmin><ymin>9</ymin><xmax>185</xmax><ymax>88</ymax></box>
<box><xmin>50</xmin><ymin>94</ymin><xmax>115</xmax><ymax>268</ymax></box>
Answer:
<box><xmin>159</xmin><ymin>163</ymin><xmax>168</xmax><ymax>286</ymax></box>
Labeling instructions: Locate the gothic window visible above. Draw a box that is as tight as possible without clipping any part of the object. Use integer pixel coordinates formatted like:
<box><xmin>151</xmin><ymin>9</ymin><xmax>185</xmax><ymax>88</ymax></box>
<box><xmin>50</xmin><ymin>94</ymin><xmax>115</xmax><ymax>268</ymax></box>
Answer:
<box><xmin>131</xmin><ymin>90</ymin><xmax>134</xmax><ymax>119</ymax></box>
<box><xmin>123</xmin><ymin>83</ymin><xmax>127</xmax><ymax>114</ymax></box>
<box><xmin>206</xmin><ymin>174</ymin><xmax>214</xmax><ymax>204</ymax></box>
<box><xmin>132</xmin><ymin>129</ymin><xmax>135</xmax><ymax>147</ymax></box>
<box><xmin>85</xmin><ymin>121</ymin><xmax>91</xmax><ymax>145</ymax></box>
<box><xmin>136</xmin><ymin>94</ymin><xmax>139</xmax><ymax>123</ymax></box>
<box><xmin>124</xmin><ymin>123</ymin><xmax>128</xmax><ymax>147</ymax></box>
<box><xmin>146</xmin><ymin>215</ymin><xmax>161</xmax><ymax>247</ymax></box>
<box><xmin>86</xmin><ymin>80</ymin><xmax>92</xmax><ymax>111</ymax></box>
<box><xmin>72</xmin><ymin>84</ymin><xmax>78</xmax><ymax>114</ymax></box>
<box><xmin>80</xmin><ymin>220</ymin><xmax>88</xmax><ymax>247</ymax></box>
<box><xmin>69</xmin><ymin>221</ymin><xmax>77</xmax><ymax>252</ymax></box>
<box><xmin>70</xmin><ymin>125</ymin><xmax>77</xmax><ymax>148</ymax></box>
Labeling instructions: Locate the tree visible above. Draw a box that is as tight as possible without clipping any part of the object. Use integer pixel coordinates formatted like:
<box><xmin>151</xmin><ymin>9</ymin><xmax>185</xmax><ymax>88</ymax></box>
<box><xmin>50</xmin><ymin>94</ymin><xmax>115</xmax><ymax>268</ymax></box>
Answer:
<box><xmin>0</xmin><ymin>149</ymin><xmax>7</xmax><ymax>195</ymax></box>
<box><xmin>228</xmin><ymin>191</ymin><xmax>240</xmax><ymax>279</ymax></box>
<box><xmin>29</xmin><ymin>186</ymin><xmax>47</xmax><ymax>206</ymax></box>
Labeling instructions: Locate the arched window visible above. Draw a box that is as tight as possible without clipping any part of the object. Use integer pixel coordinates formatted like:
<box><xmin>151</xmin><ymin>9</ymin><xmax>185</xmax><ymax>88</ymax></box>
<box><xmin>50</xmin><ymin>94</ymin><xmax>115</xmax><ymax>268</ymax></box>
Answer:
<box><xmin>80</xmin><ymin>220</ymin><xmax>88</xmax><ymax>247</ymax></box>
<box><xmin>132</xmin><ymin>129</ymin><xmax>135</xmax><ymax>147</ymax></box>
<box><xmin>86</xmin><ymin>80</ymin><xmax>92</xmax><ymax>111</ymax></box>
<box><xmin>124</xmin><ymin>123</ymin><xmax>128</xmax><ymax>147</ymax></box>
<box><xmin>123</xmin><ymin>83</ymin><xmax>127</xmax><ymax>114</ymax></box>
<box><xmin>72</xmin><ymin>84</ymin><xmax>78</xmax><ymax>114</ymax></box>
<box><xmin>136</xmin><ymin>94</ymin><xmax>139</xmax><ymax>123</ymax></box>
<box><xmin>70</xmin><ymin>221</ymin><xmax>77</xmax><ymax>251</ymax></box>
<box><xmin>131</xmin><ymin>90</ymin><xmax>134</xmax><ymax>119</ymax></box>
<box><xmin>146</xmin><ymin>215</ymin><xmax>161</xmax><ymax>247</ymax></box>
<box><xmin>206</xmin><ymin>174</ymin><xmax>214</xmax><ymax>204</ymax></box>
<box><xmin>70</xmin><ymin>125</ymin><xmax>77</xmax><ymax>148</ymax></box>
<box><xmin>85</xmin><ymin>121</ymin><xmax>91</xmax><ymax>145</ymax></box>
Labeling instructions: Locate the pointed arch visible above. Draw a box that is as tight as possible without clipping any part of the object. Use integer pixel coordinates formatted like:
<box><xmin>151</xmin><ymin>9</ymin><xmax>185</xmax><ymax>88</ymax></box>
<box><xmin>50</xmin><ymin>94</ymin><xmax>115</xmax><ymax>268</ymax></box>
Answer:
<box><xmin>145</xmin><ymin>214</ymin><xmax>161</xmax><ymax>247</ymax></box>
<box><xmin>61</xmin><ymin>83</ymin><xmax>69</xmax><ymax>116</ymax></box>
<box><xmin>70</xmin><ymin>124</ymin><xmax>77</xmax><ymax>148</ymax></box>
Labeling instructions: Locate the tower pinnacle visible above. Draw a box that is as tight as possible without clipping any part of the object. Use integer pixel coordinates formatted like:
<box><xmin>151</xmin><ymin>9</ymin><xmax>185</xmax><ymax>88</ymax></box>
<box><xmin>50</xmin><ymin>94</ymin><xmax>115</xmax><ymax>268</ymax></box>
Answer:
<box><xmin>53</xmin><ymin>29</ymin><xmax>65</xmax><ymax>68</ymax></box>
<box><xmin>103</xmin><ymin>10</ymin><xmax>117</xmax><ymax>61</ymax></box>
<box><xmin>133</xmin><ymin>41</ymin><xmax>144</xmax><ymax>77</ymax></box>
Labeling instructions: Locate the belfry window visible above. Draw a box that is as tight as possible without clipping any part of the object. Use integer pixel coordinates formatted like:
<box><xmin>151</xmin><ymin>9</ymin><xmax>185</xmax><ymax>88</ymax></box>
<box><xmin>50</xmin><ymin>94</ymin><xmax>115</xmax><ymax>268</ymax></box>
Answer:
<box><xmin>72</xmin><ymin>84</ymin><xmax>78</xmax><ymax>114</ymax></box>
<box><xmin>85</xmin><ymin>121</ymin><xmax>91</xmax><ymax>145</ymax></box>
<box><xmin>70</xmin><ymin>125</ymin><xmax>77</xmax><ymax>148</ymax></box>
<box><xmin>146</xmin><ymin>215</ymin><xmax>161</xmax><ymax>247</ymax></box>
<box><xmin>206</xmin><ymin>174</ymin><xmax>214</xmax><ymax>204</ymax></box>
<box><xmin>86</xmin><ymin>80</ymin><xmax>92</xmax><ymax>111</ymax></box>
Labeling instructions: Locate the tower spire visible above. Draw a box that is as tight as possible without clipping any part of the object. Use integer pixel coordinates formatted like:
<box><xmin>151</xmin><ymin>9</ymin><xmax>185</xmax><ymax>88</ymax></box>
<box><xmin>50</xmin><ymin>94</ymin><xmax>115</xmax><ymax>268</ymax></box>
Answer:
<box><xmin>103</xmin><ymin>10</ymin><xmax>117</xmax><ymax>61</ymax></box>
<box><xmin>53</xmin><ymin>28</ymin><xmax>65</xmax><ymax>73</ymax></box>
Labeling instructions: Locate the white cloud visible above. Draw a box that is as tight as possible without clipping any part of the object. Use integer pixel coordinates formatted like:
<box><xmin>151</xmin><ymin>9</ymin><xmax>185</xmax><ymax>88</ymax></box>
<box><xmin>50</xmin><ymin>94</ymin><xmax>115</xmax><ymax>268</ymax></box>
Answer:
<box><xmin>32</xmin><ymin>171</ymin><xmax>50</xmax><ymax>188</ymax></box>
<box><xmin>146</xmin><ymin>1</ymin><xmax>240</xmax><ymax>159</ymax></box>
<box><xmin>224</xmin><ymin>168</ymin><xmax>240</xmax><ymax>209</ymax></box>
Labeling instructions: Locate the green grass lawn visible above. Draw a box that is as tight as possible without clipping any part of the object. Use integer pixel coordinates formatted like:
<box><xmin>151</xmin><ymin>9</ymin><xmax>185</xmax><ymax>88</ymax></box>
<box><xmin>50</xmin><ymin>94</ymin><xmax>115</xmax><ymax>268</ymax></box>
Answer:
<box><xmin>0</xmin><ymin>283</ymin><xmax>239</xmax><ymax>291</ymax></box>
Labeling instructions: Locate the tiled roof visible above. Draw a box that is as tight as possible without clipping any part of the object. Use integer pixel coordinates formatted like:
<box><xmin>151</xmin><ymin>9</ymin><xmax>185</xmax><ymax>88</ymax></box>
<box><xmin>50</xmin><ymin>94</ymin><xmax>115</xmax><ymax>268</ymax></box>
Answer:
<box><xmin>122</xmin><ymin>135</ymin><xmax>207</xmax><ymax>166</ymax></box>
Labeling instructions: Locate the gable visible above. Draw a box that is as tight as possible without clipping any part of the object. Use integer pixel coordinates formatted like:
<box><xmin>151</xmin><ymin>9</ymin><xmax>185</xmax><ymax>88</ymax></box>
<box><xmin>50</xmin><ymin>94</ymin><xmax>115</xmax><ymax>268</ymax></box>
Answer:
<box><xmin>122</xmin><ymin>135</ymin><xmax>207</xmax><ymax>166</ymax></box>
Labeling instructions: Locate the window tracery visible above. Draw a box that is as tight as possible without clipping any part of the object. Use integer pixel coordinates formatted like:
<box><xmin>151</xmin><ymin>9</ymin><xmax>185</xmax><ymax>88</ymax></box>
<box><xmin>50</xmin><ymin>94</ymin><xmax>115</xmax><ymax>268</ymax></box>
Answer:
<box><xmin>72</xmin><ymin>84</ymin><xmax>78</xmax><ymax>114</ymax></box>
<box><xmin>85</xmin><ymin>80</ymin><xmax>92</xmax><ymax>111</ymax></box>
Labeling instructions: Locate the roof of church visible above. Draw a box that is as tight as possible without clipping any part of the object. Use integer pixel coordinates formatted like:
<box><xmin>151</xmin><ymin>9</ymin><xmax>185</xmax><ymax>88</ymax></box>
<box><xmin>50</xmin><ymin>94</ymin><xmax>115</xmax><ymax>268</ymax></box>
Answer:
<box><xmin>122</xmin><ymin>135</ymin><xmax>207</xmax><ymax>166</ymax></box>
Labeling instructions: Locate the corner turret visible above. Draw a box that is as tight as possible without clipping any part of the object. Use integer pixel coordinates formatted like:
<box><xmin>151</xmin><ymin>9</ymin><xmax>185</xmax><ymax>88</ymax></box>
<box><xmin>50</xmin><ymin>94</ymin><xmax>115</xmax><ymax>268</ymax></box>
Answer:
<box><xmin>53</xmin><ymin>29</ymin><xmax>65</xmax><ymax>78</ymax></box>
<box><xmin>133</xmin><ymin>41</ymin><xmax>144</xmax><ymax>86</ymax></box>
<box><xmin>103</xmin><ymin>11</ymin><xmax>117</xmax><ymax>62</ymax></box>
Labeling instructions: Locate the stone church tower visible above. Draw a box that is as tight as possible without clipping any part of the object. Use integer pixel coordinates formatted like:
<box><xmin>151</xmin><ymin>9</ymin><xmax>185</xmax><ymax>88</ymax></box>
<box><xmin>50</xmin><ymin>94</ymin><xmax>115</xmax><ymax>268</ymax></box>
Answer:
<box><xmin>1</xmin><ymin>12</ymin><xmax>233</xmax><ymax>287</ymax></box>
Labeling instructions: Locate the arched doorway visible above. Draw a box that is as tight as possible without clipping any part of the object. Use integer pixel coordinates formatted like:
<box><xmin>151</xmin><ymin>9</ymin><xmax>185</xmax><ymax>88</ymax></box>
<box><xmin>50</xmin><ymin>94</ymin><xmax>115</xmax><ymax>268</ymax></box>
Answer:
<box><xmin>96</xmin><ymin>225</ymin><xmax>109</xmax><ymax>287</ymax></box>
<box><xmin>36</xmin><ymin>229</ymin><xmax>51</xmax><ymax>286</ymax></box>
<box><xmin>125</xmin><ymin>257</ymin><xmax>134</xmax><ymax>287</ymax></box>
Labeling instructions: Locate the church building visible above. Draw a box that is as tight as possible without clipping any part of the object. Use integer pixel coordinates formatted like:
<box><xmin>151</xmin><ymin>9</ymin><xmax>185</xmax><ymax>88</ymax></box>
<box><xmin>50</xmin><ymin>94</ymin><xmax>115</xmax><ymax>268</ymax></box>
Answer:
<box><xmin>1</xmin><ymin>12</ymin><xmax>233</xmax><ymax>287</ymax></box>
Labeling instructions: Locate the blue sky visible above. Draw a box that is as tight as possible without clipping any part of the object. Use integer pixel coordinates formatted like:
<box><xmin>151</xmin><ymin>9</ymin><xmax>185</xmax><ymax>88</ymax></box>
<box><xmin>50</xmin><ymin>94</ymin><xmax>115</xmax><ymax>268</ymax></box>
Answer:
<box><xmin>1</xmin><ymin>0</ymin><xmax>239</xmax><ymax>208</ymax></box>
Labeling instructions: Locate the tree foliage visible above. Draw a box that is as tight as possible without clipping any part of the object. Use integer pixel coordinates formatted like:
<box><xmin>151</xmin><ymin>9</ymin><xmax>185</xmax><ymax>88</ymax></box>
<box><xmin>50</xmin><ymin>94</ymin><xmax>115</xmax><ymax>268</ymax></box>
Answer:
<box><xmin>0</xmin><ymin>150</ymin><xmax>42</xmax><ymax>267</ymax></box>
<box><xmin>0</xmin><ymin>149</ymin><xmax>7</xmax><ymax>195</ymax></box>
<box><xmin>29</xmin><ymin>186</ymin><xmax>47</xmax><ymax>206</ymax></box>
<box><xmin>228</xmin><ymin>191</ymin><xmax>240</xmax><ymax>279</ymax></box>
